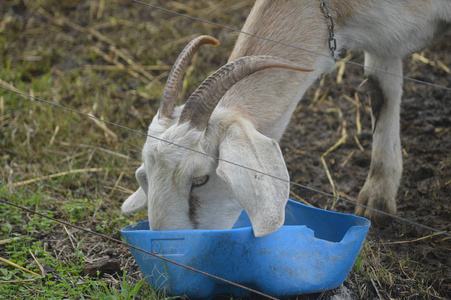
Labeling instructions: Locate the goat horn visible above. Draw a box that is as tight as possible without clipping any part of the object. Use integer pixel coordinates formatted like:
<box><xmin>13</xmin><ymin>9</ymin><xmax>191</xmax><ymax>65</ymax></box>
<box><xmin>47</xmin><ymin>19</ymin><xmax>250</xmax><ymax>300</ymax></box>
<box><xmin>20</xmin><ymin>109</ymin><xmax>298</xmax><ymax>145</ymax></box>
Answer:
<box><xmin>159</xmin><ymin>35</ymin><xmax>220</xmax><ymax>120</ymax></box>
<box><xmin>178</xmin><ymin>56</ymin><xmax>314</xmax><ymax>130</ymax></box>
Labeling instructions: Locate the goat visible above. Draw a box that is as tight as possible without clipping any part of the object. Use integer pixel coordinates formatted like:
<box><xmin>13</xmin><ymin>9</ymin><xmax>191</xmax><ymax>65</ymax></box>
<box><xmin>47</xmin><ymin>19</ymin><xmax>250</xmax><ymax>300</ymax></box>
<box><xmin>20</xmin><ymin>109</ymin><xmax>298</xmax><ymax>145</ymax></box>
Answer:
<box><xmin>122</xmin><ymin>1</ymin><xmax>451</xmax><ymax>236</ymax></box>
<box><xmin>122</xmin><ymin>36</ymin><xmax>313</xmax><ymax>237</ymax></box>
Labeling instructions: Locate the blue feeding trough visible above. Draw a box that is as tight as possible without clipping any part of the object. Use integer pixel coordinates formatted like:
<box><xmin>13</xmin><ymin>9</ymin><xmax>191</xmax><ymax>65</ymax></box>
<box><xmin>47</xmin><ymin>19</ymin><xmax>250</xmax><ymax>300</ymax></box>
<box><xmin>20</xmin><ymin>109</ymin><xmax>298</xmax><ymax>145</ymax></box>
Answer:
<box><xmin>121</xmin><ymin>199</ymin><xmax>370</xmax><ymax>299</ymax></box>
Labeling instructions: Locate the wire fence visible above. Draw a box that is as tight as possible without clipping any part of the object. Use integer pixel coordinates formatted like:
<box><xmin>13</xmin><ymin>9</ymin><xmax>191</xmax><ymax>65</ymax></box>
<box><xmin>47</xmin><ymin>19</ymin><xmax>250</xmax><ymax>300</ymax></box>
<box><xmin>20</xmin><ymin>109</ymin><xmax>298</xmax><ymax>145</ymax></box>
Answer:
<box><xmin>1</xmin><ymin>0</ymin><xmax>450</xmax><ymax>297</ymax></box>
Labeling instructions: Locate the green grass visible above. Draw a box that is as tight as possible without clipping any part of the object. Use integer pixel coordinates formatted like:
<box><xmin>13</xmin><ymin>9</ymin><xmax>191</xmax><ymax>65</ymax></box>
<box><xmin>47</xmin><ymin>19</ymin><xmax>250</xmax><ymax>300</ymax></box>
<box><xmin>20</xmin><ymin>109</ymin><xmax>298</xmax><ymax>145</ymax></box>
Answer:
<box><xmin>87</xmin><ymin>271</ymin><xmax>161</xmax><ymax>300</ymax></box>
<box><xmin>0</xmin><ymin>187</ymin><xmax>158</xmax><ymax>299</ymax></box>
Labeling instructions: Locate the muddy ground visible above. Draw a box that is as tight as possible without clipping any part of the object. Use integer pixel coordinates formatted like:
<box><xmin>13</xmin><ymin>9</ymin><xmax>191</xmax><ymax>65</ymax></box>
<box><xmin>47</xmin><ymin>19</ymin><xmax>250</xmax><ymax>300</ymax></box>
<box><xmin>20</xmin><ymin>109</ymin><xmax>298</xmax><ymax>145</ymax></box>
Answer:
<box><xmin>1</xmin><ymin>1</ymin><xmax>450</xmax><ymax>299</ymax></box>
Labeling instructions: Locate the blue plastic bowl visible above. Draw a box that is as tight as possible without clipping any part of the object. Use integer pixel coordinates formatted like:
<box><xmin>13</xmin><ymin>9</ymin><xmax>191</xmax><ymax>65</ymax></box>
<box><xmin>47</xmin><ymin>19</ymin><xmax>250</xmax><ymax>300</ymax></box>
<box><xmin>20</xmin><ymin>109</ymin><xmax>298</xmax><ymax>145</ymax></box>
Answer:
<box><xmin>121</xmin><ymin>199</ymin><xmax>370</xmax><ymax>298</ymax></box>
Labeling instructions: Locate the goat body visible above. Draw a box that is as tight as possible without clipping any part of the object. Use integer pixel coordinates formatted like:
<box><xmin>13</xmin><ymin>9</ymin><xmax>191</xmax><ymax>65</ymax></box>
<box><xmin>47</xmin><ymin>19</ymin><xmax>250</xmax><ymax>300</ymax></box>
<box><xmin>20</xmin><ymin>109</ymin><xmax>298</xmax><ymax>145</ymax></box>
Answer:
<box><xmin>225</xmin><ymin>0</ymin><xmax>450</xmax><ymax>220</ymax></box>
<box><xmin>122</xmin><ymin>1</ymin><xmax>451</xmax><ymax>236</ymax></box>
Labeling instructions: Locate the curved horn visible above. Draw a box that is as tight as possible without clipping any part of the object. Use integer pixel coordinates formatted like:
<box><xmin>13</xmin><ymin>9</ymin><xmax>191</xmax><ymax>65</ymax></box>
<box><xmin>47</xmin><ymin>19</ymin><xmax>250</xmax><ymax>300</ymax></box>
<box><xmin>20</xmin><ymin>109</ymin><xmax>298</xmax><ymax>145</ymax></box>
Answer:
<box><xmin>178</xmin><ymin>56</ymin><xmax>314</xmax><ymax>130</ymax></box>
<box><xmin>159</xmin><ymin>35</ymin><xmax>220</xmax><ymax>120</ymax></box>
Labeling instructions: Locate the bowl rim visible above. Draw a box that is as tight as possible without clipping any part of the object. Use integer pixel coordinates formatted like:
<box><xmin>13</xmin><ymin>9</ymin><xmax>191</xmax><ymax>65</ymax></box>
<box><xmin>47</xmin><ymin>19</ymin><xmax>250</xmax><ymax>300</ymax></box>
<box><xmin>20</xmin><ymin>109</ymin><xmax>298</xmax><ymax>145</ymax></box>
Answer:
<box><xmin>121</xmin><ymin>199</ymin><xmax>371</xmax><ymax>242</ymax></box>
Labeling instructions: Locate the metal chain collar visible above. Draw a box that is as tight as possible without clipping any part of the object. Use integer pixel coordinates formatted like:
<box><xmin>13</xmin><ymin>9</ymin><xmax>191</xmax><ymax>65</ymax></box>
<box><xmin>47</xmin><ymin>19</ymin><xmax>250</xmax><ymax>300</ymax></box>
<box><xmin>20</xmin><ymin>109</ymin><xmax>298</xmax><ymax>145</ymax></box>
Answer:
<box><xmin>320</xmin><ymin>0</ymin><xmax>337</xmax><ymax>58</ymax></box>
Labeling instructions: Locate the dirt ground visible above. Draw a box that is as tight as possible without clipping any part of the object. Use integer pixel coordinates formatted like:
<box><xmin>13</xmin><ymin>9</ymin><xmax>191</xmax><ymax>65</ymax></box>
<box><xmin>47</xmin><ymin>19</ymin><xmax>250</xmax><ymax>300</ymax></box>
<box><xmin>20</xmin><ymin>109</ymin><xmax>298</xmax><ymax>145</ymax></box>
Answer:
<box><xmin>1</xmin><ymin>1</ymin><xmax>450</xmax><ymax>299</ymax></box>
<box><xmin>282</xmin><ymin>32</ymin><xmax>451</xmax><ymax>299</ymax></box>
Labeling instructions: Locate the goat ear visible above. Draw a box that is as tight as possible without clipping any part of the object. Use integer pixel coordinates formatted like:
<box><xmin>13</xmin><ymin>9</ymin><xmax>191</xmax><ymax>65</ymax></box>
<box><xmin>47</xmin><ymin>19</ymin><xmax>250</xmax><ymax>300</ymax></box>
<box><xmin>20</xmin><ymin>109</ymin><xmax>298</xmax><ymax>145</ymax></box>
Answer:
<box><xmin>216</xmin><ymin>122</ymin><xmax>289</xmax><ymax>237</ymax></box>
<box><xmin>121</xmin><ymin>187</ymin><xmax>147</xmax><ymax>214</ymax></box>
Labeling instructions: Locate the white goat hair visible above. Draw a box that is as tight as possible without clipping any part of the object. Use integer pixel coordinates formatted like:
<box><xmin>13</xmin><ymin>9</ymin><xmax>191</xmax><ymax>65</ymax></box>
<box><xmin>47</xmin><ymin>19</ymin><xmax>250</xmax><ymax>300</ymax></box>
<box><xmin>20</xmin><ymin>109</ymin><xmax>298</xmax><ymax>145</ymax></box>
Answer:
<box><xmin>122</xmin><ymin>1</ymin><xmax>451</xmax><ymax>237</ymax></box>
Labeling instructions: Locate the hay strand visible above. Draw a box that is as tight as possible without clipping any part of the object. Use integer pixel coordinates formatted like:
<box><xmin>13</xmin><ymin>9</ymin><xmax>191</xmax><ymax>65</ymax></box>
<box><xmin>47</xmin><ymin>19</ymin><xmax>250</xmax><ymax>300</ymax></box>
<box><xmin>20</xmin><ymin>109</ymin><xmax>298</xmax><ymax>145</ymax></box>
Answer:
<box><xmin>385</xmin><ymin>232</ymin><xmax>448</xmax><ymax>244</ymax></box>
<box><xmin>335</xmin><ymin>51</ymin><xmax>352</xmax><ymax>84</ymax></box>
<box><xmin>340</xmin><ymin>150</ymin><xmax>356</xmax><ymax>168</ymax></box>
<box><xmin>109</xmin><ymin>171</ymin><xmax>125</xmax><ymax>198</ymax></box>
<box><xmin>320</xmin><ymin>156</ymin><xmax>338</xmax><ymax>200</ymax></box>
<box><xmin>354</xmin><ymin>135</ymin><xmax>365</xmax><ymax>152</ymax></box>
<box><xmin>28</xmin><ymin>250</ymin><xmax>45</xmax><ymax>277</ymax></box>
<box><xmin>289</xmin><ymin>191</ymin><xmax>314</xmax><ymax>207</ymax></box>
<box><xmin>85</xmin><ymin>65</ymin><xmax>172</xmax><ymax>71</ymax></box>
<box><xmin>0</xmin><ymin>257</ymin><xmax>42</xmax><ymax>277</ymax></box>
<box><xmin>87</xmin><ymin>109</ymin><xmax>119</xmax><ymax>142</ymax></box>
<box><xmin>412</xmin><ymin>53</ymin><xmax>450</xmax><ymax>73</ymax></box>
<box><xmin>0</xmin><ymin>237</ymin><xmax>22</xmax><ymax>245</ymax></box>
<box><xmin>13</xmin><ymin>168</ymin><xmax>106</xmax><ymax>187</ymax></box>
<box><xmin>322</xmin><ymin>120</ymin><xmax>347</xmax><ymax>157</ymax></box>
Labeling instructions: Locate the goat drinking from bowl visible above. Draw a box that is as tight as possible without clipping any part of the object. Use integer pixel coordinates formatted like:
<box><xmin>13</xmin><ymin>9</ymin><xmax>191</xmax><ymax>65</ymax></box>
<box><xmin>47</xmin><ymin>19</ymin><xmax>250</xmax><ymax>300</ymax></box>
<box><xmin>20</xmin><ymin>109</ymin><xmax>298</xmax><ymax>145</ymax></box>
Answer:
<box><xmin>123</xmin><ymin>0</ymin><xmax>451</xmax><ymax>236</ymax></box>
<box><xmin>122</xmin><ymin>35</ymin><xmax>313</xmax><ymax>237</ymax></box>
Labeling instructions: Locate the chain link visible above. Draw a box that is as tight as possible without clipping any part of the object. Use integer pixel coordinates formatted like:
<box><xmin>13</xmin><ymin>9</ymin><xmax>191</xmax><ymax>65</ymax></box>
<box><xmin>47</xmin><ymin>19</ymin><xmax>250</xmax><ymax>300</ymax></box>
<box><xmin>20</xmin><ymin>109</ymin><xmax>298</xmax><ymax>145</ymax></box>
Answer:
<box><xmin>320</xmin><ymin>0</ymin><xmax>337</xmax><ymax>58</ymax></box>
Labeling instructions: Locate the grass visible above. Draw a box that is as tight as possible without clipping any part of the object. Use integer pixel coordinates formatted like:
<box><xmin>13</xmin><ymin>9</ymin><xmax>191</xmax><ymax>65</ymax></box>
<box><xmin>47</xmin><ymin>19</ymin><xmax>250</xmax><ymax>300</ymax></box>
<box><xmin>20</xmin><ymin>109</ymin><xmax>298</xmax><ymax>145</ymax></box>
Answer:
<box><xmin>1</xmin><ymin>0</ymin><xmax>449</xmax><ymax>299</ymax></box>
<box><xmin>0</xmin><ymin>187</ymin><xmax>160</xmax><ymax>299</ymax></box>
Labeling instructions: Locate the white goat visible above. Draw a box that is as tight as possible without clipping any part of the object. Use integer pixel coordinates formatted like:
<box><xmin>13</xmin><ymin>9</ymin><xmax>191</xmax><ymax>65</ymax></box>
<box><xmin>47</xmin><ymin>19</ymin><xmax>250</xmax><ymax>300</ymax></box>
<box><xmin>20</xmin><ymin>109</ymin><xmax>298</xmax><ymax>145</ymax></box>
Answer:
<box><xmin>122</xmin><ymin>1</ymin><xmax>451</xmax><ymax>237</ymax></box>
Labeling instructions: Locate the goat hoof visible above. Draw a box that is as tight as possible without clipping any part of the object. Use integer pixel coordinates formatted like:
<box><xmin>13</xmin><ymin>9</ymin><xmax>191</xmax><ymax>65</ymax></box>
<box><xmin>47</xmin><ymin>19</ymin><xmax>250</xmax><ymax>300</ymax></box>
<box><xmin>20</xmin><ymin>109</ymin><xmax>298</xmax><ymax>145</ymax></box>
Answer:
<box><xmin>355</xmin><ymin>186</ymin><xmax>397</xmax><ymax>224</ymax></box>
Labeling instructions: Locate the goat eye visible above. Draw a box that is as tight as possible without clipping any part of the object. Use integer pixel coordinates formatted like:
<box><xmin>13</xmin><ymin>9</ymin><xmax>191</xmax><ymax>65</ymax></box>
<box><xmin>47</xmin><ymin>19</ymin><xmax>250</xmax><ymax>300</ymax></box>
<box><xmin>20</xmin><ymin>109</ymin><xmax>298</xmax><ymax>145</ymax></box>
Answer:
<box><xmin>192</xmin><ymin>175</ymin><xmax>209</xmax><ymax>187</ymax></box>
